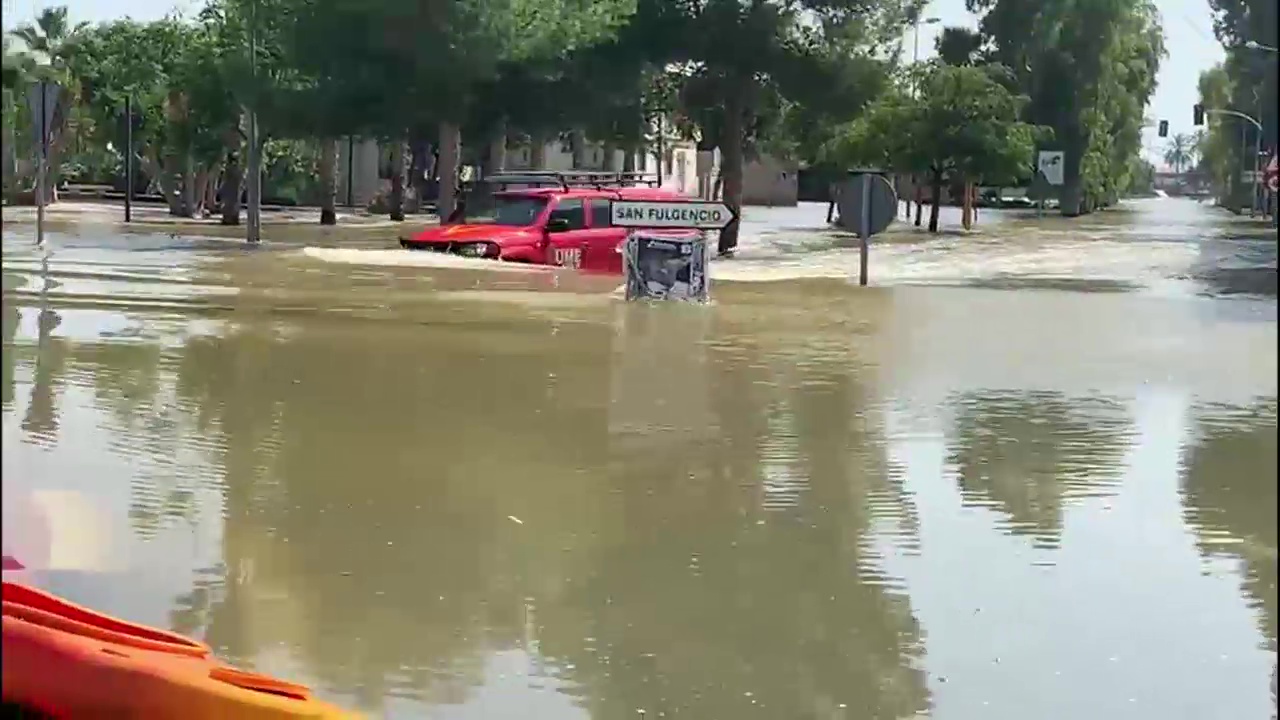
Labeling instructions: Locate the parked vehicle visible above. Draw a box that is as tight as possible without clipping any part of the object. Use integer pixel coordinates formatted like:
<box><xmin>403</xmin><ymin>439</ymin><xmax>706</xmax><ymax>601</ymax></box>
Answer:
<box><xmin>400</xmin><ymin>171</ymin><xmax>700</xmax><ymax>275</ymax></box>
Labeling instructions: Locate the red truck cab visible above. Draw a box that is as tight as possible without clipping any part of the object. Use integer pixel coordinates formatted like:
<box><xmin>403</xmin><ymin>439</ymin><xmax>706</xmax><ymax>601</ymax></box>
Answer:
<box><xmin>400</xmin><ymin>173</ymin><xmax>700</xmax><ymax>275</ymax></box>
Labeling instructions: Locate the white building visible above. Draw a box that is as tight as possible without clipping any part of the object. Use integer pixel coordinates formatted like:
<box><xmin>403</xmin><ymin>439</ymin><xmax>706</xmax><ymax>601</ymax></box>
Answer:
<box><xmin>336</xmin><ymin>134</ymin><xmax>798</xmax><ymax>210</ymax></box>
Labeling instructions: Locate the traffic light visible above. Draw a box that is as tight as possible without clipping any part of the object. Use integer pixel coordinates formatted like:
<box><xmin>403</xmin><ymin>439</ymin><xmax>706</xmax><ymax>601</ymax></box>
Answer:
<box><xmin>1193</xmin><ymin>103</ymin><xmax>1205</xmax><ymax>126</ymax></box>
<box><xmin>1158</xmin><ymin>120</ymin><xmax>1168</xmax><ymax>138</ymax></box>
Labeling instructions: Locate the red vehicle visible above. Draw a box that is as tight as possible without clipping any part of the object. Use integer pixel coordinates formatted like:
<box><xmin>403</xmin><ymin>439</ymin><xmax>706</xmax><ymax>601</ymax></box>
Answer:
<box><xmin>400</xmin><ymin>172</ymin><xmax>700</xmax><ymax>275</ymax></box>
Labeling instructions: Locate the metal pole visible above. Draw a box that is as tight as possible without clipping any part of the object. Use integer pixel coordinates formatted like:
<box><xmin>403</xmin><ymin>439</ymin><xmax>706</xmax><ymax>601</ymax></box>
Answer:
<box><xmin>124</xmin><ymin>94</ymin><xmax>133</xmax><ymax>223</ymax></box>
<box><xmin>346</xmin><ymin>135</ymin><xmax>354</xmax><ymax>207</ymax></box>
<box><xmin>858</xmin><ymin>174</ymin><xmax>871</xmax><ymax>287</ymax></box>
<box><xmin>36</xmin><ymin>81</ymin><xmax>47</xmax><ymax>247</ymax></box>
<box><xmin>1253</xmin><ymin>132</ymin><xmax>1261</xmax><ymax>216</ymax></box>
<box><xmin>246</xmin><ymin>0</ymin><xmax>262</xmax><ymax>243</ymax></box>
<box><xmin>1239</xmin><ymin>121</ymin><xmax>1247</xmax><ymax>211</ymax></box>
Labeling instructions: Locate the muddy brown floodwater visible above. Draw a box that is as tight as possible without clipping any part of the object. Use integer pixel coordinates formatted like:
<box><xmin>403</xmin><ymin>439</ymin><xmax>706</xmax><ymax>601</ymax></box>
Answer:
<box><xmin>2</xmin><ymin>197</ymin><xmax>1276</xmax><ymax>719</ymax></box>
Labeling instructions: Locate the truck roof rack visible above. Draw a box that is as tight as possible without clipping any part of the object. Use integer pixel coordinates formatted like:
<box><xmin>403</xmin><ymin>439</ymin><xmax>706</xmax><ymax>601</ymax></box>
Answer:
<box><xmin>479</xmin><ymin>170</ymin><xmax>661</xmax><ymax>191</ymax></box>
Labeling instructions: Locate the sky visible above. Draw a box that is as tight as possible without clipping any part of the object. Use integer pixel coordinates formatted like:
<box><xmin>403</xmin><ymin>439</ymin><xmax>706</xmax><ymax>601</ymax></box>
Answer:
<box><xmin>3</xmin><ymin>0</ymin><xmax>1224</xmax><ymax>168</ymax></box>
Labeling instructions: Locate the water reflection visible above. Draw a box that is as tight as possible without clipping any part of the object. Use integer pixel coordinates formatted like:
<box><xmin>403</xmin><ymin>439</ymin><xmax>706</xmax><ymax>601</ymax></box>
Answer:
<box><xmin>947</xmin><ymin>391</ymin><xmax>1134</xmax><ymax>548</ymax></box>
<box><xmin>1179</xmin><ymin>400</ymin><xmax>1278</xmax><ymax>650</ymax></box>
<box><xmin>1193</xmin><ymin>234</ymin><xmax>1279</xmax><ymax>298</ymax></box>
<box><xmin>579</xmin><ymin>303</ymin><xmax>927</xmax><ymax>719</ymax></box>
<box><xmin>161</xmin><ymin>304</ymin><xmax>615</xmax><ymax>715</ymax></box>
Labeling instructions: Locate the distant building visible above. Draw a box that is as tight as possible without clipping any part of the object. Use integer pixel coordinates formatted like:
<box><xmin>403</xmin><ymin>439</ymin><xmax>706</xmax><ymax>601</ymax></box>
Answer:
<box><xmin>336</xmin><ymin>132</ymin><xmax>798</xmax><ymax>209</ymax></box>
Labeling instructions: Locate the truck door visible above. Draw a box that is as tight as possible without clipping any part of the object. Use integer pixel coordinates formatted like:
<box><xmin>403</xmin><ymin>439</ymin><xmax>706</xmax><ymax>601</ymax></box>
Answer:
<box><xmin>581</xmin><ymin>197</ymin><xmax>626</xmax><ymax>274</ymax></box>
<box><xmin>544</xmin><ymin>198</ymin><xmax>589</xmax><ymax>270</ymax></box>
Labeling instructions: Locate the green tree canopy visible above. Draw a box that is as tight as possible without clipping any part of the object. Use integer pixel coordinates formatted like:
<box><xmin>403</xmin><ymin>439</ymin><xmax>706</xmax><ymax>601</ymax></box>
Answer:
<box><xmin>824</xmin><ymin>63</ymin><xmax>1047</xmax><ymax>231</ymax></box>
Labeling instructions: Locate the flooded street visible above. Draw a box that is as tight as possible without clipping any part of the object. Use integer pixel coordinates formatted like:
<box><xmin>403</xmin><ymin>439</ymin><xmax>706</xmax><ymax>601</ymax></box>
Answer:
<box><xmin>2</xmin><ymin>197</ymin><xmax>1276</xmax><ymax>719</ymax></box>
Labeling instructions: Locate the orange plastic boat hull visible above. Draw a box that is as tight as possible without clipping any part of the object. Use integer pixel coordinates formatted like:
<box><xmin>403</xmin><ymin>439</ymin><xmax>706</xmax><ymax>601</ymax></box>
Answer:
<box><xmin>2</xmin><ymin>581</ymin><xmax>358</xmax><ymax>719</ymax></box>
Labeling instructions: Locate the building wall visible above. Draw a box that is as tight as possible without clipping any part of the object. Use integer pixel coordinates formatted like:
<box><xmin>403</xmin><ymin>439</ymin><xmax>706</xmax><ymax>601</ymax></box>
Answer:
<box><xmin>504</xmin><ymin>139</ymin><xmax>701</xmax><ymax>197</ymax></box>
<box><xmin>341</xmin><ymin>133</ymin><xmax>797</xmax><ymax>208</ymax></box>
<box><xmin>741</xmin><ymin>156</ymin><xmax>799</xmax><ymax>206</ymax></box>
<box><xmin>336</xmin><ymin>137</ymin><xmax>381</xmax><ymax>208</ymax></box>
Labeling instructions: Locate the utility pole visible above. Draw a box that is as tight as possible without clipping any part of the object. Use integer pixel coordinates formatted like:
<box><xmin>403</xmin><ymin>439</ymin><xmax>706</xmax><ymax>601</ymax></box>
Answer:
<box><xmin>246</xmin><ymin>0</ymin><xmax>262</xmax><ymax>243</ymax></box>
<box><xmin>124</xmin><ymin>94</ymin><xmax>133</xmax><ymax>223</ymax></box>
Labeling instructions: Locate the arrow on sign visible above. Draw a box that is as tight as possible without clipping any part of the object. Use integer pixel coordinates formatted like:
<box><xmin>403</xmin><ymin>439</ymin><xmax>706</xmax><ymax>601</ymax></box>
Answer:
<box><xmin>610</xmin><ymin>200</ymin><xmax>735</xmax><ymax>229</ymax></box>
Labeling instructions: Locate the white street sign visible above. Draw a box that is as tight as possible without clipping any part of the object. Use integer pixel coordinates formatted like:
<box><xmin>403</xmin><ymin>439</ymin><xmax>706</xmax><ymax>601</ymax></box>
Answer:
<box><xmin>610</xmin><ymin>200</ymin><xmax>735</xmax><ymax>229</ymax></box>
<box><xmin>1037</xmin><ymin>151</ymin><xmax>1065</xmax><ymax>186</ymax></box>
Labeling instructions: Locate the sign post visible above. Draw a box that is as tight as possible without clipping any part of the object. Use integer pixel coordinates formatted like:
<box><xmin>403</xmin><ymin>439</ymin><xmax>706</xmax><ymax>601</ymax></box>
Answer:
<box><xmin>610</xmin><ymin>199</ymin><xmax>735</xmax><ymax>302</ymax></box>
<box><xmin>834</xmin><ymin>172</ymin><xmax>897</xmax><ymax>286</ymax></box>
<box><xmin>26</xmin><ymin>80</ymin><xmax>61</xmax><ymax>247</ymax></box>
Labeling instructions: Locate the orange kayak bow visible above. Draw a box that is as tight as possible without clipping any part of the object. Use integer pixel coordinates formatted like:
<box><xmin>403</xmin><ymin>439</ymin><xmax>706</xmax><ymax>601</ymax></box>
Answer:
<box><xmin>2</xmin><ymin>580</ymin><xmax>359</xmax><ymax>719</ymax></box>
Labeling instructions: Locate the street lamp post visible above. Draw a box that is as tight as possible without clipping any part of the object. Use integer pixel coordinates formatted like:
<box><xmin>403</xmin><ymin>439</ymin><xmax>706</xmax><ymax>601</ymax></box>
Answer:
<box><xmin>1241</xmin><ymin>40</ymin><xmax>1277</xmax><ymax>223</ymax></box>
<box><xmin>1208</xmin><ymin>108</ymin><xmax>1264</xmax><ymax>215</ymax></box>
<box><xmin>911</xmin><ymin>16</ymin><xmax>941</xmax><ymax>97</ymax></box>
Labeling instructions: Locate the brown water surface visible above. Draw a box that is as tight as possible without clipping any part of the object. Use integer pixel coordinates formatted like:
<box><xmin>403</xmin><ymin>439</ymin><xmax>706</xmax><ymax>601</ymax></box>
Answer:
<box><xmin>2</xmin><ymin>198</ymin><xmax>1276</xmax><ymax>719</ymax></box>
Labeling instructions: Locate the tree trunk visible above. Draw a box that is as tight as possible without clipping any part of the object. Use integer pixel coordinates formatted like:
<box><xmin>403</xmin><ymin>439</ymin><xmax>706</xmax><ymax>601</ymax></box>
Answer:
<box><xmin>928</xmin><ymin>171</ymin><xmax>943</xmax><ymax>233</ymax></box>
<box><xmin>192</xmin><ymin>166</ymin><xmax>210</xmax><ymax>217</ymax></box>
<box><xmin>220</xmin><ymin>147</ymin><xmax>243</xmax><ymax>226</ymax></box>
<box><xmin>622</xmin><ymin>148</ymin><xmax>636</xmax><ymax>173</ymax></box>
<box><xmin>160</xmin><ymin>155</ymin><xmax>183</xmax><ymax>215</ymax></box>
<box><xmin>179</xmin><ymin>154</ymin><xmax>197</xmax><ymax>218</ymax></box>
<box><xmin>914</xmin><ymin>182</ymin><xmax>924</xmax><ymax>227</ymax></box>
<box><xmin>319</xmin><ymin>138</ymin><xmax>337</xmax><ymax>225</ymax></box>
<box><xmin>388</xmin><ymin>138</ymin><xmax>406</xmax><ymax>222</ymax></box>
<box><xmin>717</xmin><ymin>91</ymin><xmax>746</xmax><ymax>255</ymax></box>
<box><xmin>529</xmin><ymin>135</ymin><xmax>547</xmax><ymax>169</ymax></box>
<box><xmin>201</xmin><ymin>163</ymin><xmax>221</xmax><ymax>214</ymax></box>
<box><xmin>961</xmin><ymin>180</ymin><xmax>973</xmax><ymax>230</ymax></box>
<box><xmin>436</xmin><ymin>122</ymin><xmax>461</xmax><ymax>222</ymax></box>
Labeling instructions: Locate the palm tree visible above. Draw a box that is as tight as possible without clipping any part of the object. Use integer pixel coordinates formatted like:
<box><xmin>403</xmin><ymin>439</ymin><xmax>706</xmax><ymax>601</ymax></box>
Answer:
<box><xmin>3</xmin><ymin>36</ymin><xmax>36</xmax><ymax>194</ymax></box>
<box><xmin>1163</xmin><ymin>132</ymin><xmax>1194</xmax><ymax>176</ymax></box>
<box><xmin>2</xmin><ymin>36</ymin><xmax>35</xmax><ymax>91</ymax></box>
<box><xmin>8</xmin><ymin>6</ymin><xmax>88</xmax><ymax>202</ymax></box>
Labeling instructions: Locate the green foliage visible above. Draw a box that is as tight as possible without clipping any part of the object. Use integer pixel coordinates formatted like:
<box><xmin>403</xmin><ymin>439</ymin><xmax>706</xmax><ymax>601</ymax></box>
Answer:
<box><xmin>7</xmin><ymin>0</ymin><xmax>1173</xmax><ymax>226</ymax></box>
<box><xmin>1194</xmin><ymin>64</ymin><xmax>1238</xmax><ymax>196</ymax></box>
<box><xmin>966</xmin><ymin>0</ymin><xmax>1166</xmax><ymax>212</ymax></box>
<box><xmin>1203</xmin><ymin>0</ymin><xmax>1275</xmax><ymax>205</ymax></box>
<box><xmin>823</xmin><ymin>63</ymin><xmax>1046</xmax><ymax>187</ymax></box>
<box><xmin>935</xmin><ymin>27</ymin><xmax>984</xmax><ymax>66</ymax></box>
<box><xmin>1163</xmin><ymin>133</ymin><xmax>1195</xmax><ymax>174</ymax></box>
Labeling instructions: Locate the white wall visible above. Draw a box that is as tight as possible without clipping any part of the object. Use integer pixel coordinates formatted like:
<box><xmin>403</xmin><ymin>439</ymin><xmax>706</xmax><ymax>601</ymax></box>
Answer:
<box><xmin>504</xmin><ymin>139</ymin><xmax>702</xmax><ymax>197</ymax></box>
<box><xmin>336</xmin><ymin>137</ymin><xmax>380</xmax><ymax>208</ymax></box>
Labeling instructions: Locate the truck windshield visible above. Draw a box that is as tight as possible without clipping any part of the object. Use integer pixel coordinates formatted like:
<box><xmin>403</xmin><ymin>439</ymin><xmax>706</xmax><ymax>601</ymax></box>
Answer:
<box><xmin>470</xmin><ymin>195</ymin><xmax>548</xmax><ymax>226</ymax></box>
